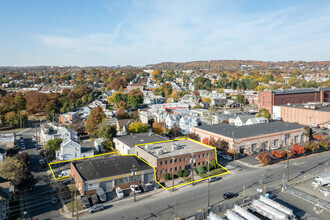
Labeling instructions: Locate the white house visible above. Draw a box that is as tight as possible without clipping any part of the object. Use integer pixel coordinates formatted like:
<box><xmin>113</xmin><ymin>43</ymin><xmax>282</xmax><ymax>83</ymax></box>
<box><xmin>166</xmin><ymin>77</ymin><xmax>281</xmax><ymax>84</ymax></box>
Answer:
<box><xmin>94</xmin><ymin>138</ymin><xmax>105</xmax><ymax>153</ymax></box>
<box><xmin>165</xmin><ymin>114</ymin><xmax>181</xmax><ymax>129</ymax></box>
<box><xmin>181</xmin><ymin>94</ymin><xmax>196</xmax><ymax>103</ymax></box>
<box><xmin>179</xmin><ymin>116</ymin><xmax>200</xmax><ymax>135</ymax></box>
<box><xmin>56</xmin><ymin>139</ymin><xmax>94</xmax><ymax>161</ymax></box>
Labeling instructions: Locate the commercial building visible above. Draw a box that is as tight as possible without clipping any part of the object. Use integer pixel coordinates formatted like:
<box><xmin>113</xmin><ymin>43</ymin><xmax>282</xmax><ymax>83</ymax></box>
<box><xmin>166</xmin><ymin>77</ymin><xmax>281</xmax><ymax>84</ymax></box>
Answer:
<box><xmin>258</xmin><ymin>87</ymin><xmax>330</xmax><ymax>114</ymax></box>
<box><xmin>135</xmin><ymin>139</ymin><xmax>216</xmax><ymax>180</ymax></box>
<box><xmin>273</xmin><ymin>103</ymin><xmax>330</xmax><ymax>128</ymax></box>
<box><xmin>113</xmin><ymin>132</ymin><xmax>167</xmax><ymax>155</ymax></box>
<box><xmin>59</xmin><ymin>112</ymin><xmax>79</xmax><ymax>124</ymax></box>
<box><xmin>0</xmin><ymin>133</ymin><xmax>14</xmax><ymax>164</ymax></box>
<box><xmin>71</xmin><ymin>155</ymin><xmax>154</xmax><ymax>196</ymax></box>
<box><xmin>193</xmin><ymin>121</ymin><xmax>306</xmax><ymax>154</ymax></box>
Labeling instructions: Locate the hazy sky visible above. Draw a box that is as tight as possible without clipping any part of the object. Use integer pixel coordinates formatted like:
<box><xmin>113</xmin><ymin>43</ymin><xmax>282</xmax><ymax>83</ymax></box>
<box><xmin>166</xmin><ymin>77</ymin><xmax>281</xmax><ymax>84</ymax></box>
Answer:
<box><xmin>1</xmin><ymin>0</ymin><xmax>330</xmax><ymax>66</ymax></box>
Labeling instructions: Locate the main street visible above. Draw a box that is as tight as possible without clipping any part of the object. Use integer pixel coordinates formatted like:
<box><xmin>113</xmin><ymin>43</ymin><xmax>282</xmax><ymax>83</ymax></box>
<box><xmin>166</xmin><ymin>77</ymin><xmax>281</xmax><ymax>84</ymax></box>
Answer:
<box><xmin>82</xmin><ymin>151</ymin><xmax>330</xmax><ymax>220</ymax></box>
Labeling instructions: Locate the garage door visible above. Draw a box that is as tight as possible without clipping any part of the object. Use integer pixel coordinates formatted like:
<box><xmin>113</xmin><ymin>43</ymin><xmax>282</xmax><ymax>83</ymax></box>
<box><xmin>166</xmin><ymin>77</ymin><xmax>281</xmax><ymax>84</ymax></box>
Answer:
<box><xmin>144</xmin><ymin>173</ymin><xmax>154</xmax><ymax>183</ymax></box>
<box><xmin>101</xmin><ymin>180</ymin><xmax>113</xmax><ymax>192</ymax></box>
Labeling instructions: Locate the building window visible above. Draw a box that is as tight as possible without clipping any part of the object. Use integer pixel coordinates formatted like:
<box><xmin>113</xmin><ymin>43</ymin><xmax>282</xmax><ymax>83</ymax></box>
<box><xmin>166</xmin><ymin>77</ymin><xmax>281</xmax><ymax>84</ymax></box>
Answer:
<box><xmin>165</xmin><ymin>169</ymin><xmax>168</xmax><ymax>172</ymax></box>
<box><xmin>179</xmin><ymin>158</ymin><xmax>182</xmax><ymax>162</ymax></box>
<box><xmin>184</xmin><ymin>157</ymin><xmax>187</xmax><ymax>161</ymax></box>
<box><xmin>174</xmin><ymin>158</ymin><xmax>177</xmax><ymax>163</ymax></box>
<box><xmin>294</xmin><ymin>136</ymin><xmax>298</xmax><ymax>143</ymax></box>
<box><xmin>170</xmin><ymin>168</ymin><xmax>172</xmax><ymax>172</ymax></box>
<box><xmin>252</xmin><ymin>143</ymin><xmax>257</xmax><ymax>152</ymax></box>
<box><xmin>170</xmin><ymin>159</ymin><xmax>172</xmax><ymax>164</ymax></box>
<box><xmin>160</xmin><ymin>161</ymin><xmax>163</xmax><ymax>165</ymax></box>
<box><xmin>165</xmin><ymin>160</ymin><xmax>168</xmax><ymax>165</ymax></box>
<box><xmin>202</xmin><ymin>162</ymin><xmax>205</xmax><ymax>165</ymax></box>
<box><xmin>211</xmin><ymin>152</ymin><xmax>213</xmax><ymax>156</ymax></box>
<box><xmin>203</xmin><ymin>153</ymin><xmax>205</xmax><ymax>158</ymax></box>
<box><xmin>198</xmin><ymin>154</ymin><xmax>200</xmax><ymax>158</ymax></box>
<box><xmin>301</xmin><ymin>135</ymin><xmax>304</xmax><ymax>142</ymax></box>
<box><xmin>175</xmin><ymin>167</ymin><xmax>177</xmax><ymax>171</ymax></box>
<box><xmin>179</xmin><ymin>166</ymin><xmax>182</xmax><ymax>170</ymax></box>
<box><xmin>160</xmin><ymin>170</ymin><xmax>163</xmax><ymax>174</ymax></box>
<box><xmin>274</xmin><ymin>139</ymin><xmax>279</xmax><ymax>147</ymax></box>
<box><xmin>198</xmin><ymin>162</ymin><xmax>200</xmax><ymax>166</ymax></box>
<box><xmin>207</xmin><ymin>153</ymin><xmax>209</xmax><ymax>156</ymax></box>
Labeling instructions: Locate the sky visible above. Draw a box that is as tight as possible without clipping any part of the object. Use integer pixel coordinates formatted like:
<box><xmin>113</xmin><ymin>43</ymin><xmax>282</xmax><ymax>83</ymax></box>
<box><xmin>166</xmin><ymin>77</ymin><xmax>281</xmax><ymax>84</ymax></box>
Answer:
<box><xmin>0</xmin><ymin>0</ymin><xmax>330</xmax><ymax>66</ymax></box>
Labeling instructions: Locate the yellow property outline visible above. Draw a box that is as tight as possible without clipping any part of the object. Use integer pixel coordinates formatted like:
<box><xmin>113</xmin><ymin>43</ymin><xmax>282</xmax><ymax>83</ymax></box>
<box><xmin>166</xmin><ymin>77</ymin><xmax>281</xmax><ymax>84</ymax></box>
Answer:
<box><xmin>49</xmin><ymin>137</ymin><xmax>230</xmax><ymax>189</ymax></box>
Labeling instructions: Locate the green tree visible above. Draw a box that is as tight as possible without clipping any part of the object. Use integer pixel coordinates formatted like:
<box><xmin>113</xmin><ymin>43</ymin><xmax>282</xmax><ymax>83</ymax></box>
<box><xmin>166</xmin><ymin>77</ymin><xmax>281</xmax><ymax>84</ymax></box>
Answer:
<box><xmin>127</xmin><ymin>95</ymin><xmax>143</xmax><ymax>108</ymax></box>
<box><xmin>257</xmin><ymin>108</ymin><xmax>271</xmax><ymax>120</ymax></box>
<box><xmin>13</xmin><ymin>95</ymin><xmax>26</xmax><ymax>111</ymax></box>
<box><xmin>197</xmin><ymin>166</ymin><xmax>206</xmax><ymax>174</ymax></box>
<box><xmin>164</xmin><ymin>173</ymin><xmax>171</xmax><ymax>180</ymax></box>
<box><xmin>0</xmin><ymin>157</ymin><xmax>22</xmax><ymax>181</ymax></box>
<box><xmin>235</xmin><ymin>93</ymin><xmax>246</xmax><ymax>104</ymax></box>
<box><xmin>177</xmin><ymin>169</ymin><xmax>183</xmax><ymax>177</ymax></box>
<box><xmin>183</xmin><ymin>170</ymin><xmax>189</xmax><ymax>177</ymax></box>
<box><xmin>170</xmin><ymin>126</ymin><xmax>181</xmax><ymax>137</ymax></box>
<box><xmin>46</xmin><ymin>110</ymin><xmax>56</xmax><ymax>121</ymax></box>
<box><xmin>97</xmin><ymin>122</ymin><xmax>117</xmax><ymax>139</ymax></box>
<box><xmin>128</xmin><ymin>121</ymin><xmax>148</xmax><ymax>133</ymax></box>
<box><xmin>85</xmin><ymin>106</ymin><xmax>106</xmax><ymax>136</ymax></box>
<box><xmin>45</xmin><ymin>138</ymin><xmax>63</xmax><ymax>158</ymax></box>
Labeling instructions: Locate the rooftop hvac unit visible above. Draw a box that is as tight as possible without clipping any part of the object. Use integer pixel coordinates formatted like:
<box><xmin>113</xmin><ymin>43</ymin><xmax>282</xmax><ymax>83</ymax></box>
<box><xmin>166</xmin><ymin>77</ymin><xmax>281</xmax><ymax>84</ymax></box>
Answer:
<box><xmin>157</xmin><ymin>149</ymin><xmax>163</xmax><ymax>155</ymax></box>
<box><xmin>172</xmin><ymin>144</ymin><xmax>178</xmax><ymax>151</ymax></box>
<box><xmin>146</xmin><ymin>144</ymin><xmax>155</xmax><ymax>150</ymax></box>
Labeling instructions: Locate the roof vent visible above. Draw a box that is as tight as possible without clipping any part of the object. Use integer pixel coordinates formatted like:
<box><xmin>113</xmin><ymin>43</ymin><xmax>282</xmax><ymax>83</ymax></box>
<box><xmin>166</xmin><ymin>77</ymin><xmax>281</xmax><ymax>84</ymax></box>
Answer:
<box><xmin>157</xmin><ymin>149</ymin><xmax>163</xmax><ymax>155</ymax></box>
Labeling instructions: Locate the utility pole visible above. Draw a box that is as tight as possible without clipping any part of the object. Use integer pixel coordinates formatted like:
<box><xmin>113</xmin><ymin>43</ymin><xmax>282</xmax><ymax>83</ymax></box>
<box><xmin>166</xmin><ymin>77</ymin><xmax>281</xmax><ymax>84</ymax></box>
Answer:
<box><xmin>232</xmin><ymin>131</ymin><xmax>236</xmax><ymax>161</ymax></box>
<box><xmin>190</xmin><ymin>153</ymin><xmax>195</xmax><ymax>186</ymax></box>
<box><xmin>206</xmin><ymin>154</ymin><xmax>210</xmax><ymax>211</ymax></box>
<box><xmin>286</xmin><ymin>146</ymin><xmax>290</xmax><ymax>183</ymax></box>
<box><xmin>75</xmin><ymin>181</ymin><xmax>78</xmax><ymax>220</ymax></box>
<box><xmin>131</xmin><ymin>164</ymin><xmax>137</xmax><ymax>202</ymax></box>
<box><xmin>171</xmin><ymin>157</ymin><xmax>178</xmax><ymax>219</ymax></box>
<box><xmin>71</xmin><ymin>180</ymin><xmax>74</xmax><ymax>217</ymax></box>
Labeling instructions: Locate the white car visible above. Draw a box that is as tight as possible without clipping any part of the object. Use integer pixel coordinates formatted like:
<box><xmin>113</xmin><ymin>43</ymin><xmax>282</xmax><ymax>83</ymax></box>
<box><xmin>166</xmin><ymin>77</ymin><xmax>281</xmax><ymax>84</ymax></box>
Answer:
<box><xmin>270</xmin><ymin>146</ymin><xmax>280</xmax><ymax>150</ymax></box>
<box><xmin>130</xmin><ymin>185</ymin><xmax>141</xmax><ymax>193</ymax></box>
<box><xmin>222</xmin><ymin>155</ymin><xmax>232</xmax><ymax>160</ymax></box>
<box><xmin>116</xmin><ymin>187</ymin><xmax>124</xmax><ymax>198</ymax></box>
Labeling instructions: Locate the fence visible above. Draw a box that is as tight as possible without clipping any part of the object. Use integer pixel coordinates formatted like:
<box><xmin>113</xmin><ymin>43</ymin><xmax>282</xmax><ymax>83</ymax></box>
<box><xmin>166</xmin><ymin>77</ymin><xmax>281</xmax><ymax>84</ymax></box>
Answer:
<box><xmin>289</xmin><ymin>188</ymin><xmax>330</xmax><ymax>212</ymax></box>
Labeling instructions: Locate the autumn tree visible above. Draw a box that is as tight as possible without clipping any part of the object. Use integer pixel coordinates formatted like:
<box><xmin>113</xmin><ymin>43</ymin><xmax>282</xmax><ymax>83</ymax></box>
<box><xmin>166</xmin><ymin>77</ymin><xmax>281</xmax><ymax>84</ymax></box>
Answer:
<box><xmin>187</xmin><ymin>133</ymin><xmax>200</xmax><ymax>141</ymax></box>
<box><xmin>214</xmin><ymin>139</ymin><xmax>228</xmax><ymax>151</ymax></box>
<box><xmin>257</xmin><ymin>108</ymin><xmax>271</xmax><ymax>120</ymax></box>
<box><xmin>85</xmin><ymin>106</ymin><xmax>106</xmax><ymax>136</ymax></box>
<box><xmin>272</xmin><ymin>150</ymin><xmax>286</xmax><ymax>159</ymax></box>
<box><xmin>170</xmin><ymin>126</ymin><xmax>181</xmax><ymax>137</ymax></box>
<box><xmin>97</xmin><ymin>121</ymin><xmax>117</xmax><ymax>139</ymax></box>
<box><xmin>202</xmin><ymin>97</ymin><xmax>212</xmax><ymax>103</ymax></box>
<box><xmin>152</xmin><ymin>70</ymin><xmax>162</xmax><ymax>81</ymax></box>
<box><xmin>115</xmin><ymin>106</ymin><xmax>130</xmax><ymax>119</ymax></box>
<box><xmin>152</xmin><ymin>122</ymin><xmax>165</xmax><ymax>135</ymax></box>
<box><xmin>128</xmin><ymin>121</ymin><xmax>148</xmax><ymax>133</ymax></box>
<box><xmin>290</xmin><ymin>143</ymin><xmax>306</xmax><ymax>155</ymax></box>
<box><xmin>209</xmin><ymin>137</ymin><xmax>215</xmax><ymax>146</ymax></box>
<box><xmin>235</xmin><ymin>94</ymin><xmax>246</xmax><ymax>104</ymax></box>
<box><xmin>305</xmin><ymin>141</ymin><xmax>319</xmax><ymax>152</ymax></box>
<box><xmin>202</xmin><ymin>138</ymin><xmax>209</xmax><ymax>145</ymax></box>
<box><xmin>110</xmin><ymin>76</ymin><xmax>126</xmax><ymax>90</ymax></box>
<box><xmin>319</xmin><ymin>140</ymin><xmax>329</xmax><ymax>150</ymax></box>
<box><xmin>257</xmin><ymin>151</ymin><xmax>271</xmax><ymax>166</ymax></box>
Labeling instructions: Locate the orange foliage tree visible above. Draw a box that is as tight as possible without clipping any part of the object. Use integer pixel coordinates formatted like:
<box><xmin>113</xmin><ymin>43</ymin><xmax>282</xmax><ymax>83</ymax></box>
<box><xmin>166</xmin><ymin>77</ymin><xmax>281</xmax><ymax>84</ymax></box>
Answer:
<box><xmin>152</xmin><ymin>122</ymin><xmax>165</xmax><ymax>135</ymax></box>
<box><xmin>85</xmin><ymin>106</ymin><xmax>106</xmax><ymax>136</ymax></box>
<box><xmin>257</xmin><ymin>152</ymin><xmax>271</xmax><ymax>166</ymax></box>
<box><xmin>272</xmin><ymin>150</ymin><xmax>286</xmax><ymax>159</ymax></box>
<box><xmin>202</xmin><ymin>138</ymin><xmax>209</xmax><ymax>145</ymax></box>
<box><xmin>291</xmin><ymin>143</ymin><xmax>306</xmax><ymax>155</ymax></box>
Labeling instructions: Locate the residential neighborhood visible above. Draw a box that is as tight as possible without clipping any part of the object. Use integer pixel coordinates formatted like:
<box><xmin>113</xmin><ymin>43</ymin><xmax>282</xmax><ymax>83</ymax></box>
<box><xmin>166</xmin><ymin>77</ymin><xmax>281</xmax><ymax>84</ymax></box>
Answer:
<box><xmin>0</xmin><ymin>1</ymin><xmax>330</xmax><ymax>220</ymax></box>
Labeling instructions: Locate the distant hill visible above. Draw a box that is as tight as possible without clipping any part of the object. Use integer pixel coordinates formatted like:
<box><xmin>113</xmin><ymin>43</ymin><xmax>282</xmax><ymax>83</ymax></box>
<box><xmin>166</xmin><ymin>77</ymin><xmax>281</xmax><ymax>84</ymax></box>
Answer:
<box><xmin>146</xmin><ymin>60</ymin><xmax>330</xmax><ymax>71</ymax></box>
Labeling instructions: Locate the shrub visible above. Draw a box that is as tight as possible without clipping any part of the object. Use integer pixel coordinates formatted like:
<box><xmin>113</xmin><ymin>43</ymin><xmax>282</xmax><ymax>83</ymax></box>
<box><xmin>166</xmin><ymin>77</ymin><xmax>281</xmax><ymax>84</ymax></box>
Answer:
<box><xmin>272</xmin><ymin>150</ymin><xmax>286</xmax><ymax>159</ymax></box>
<box><xmin>319</xmin><ymin>140</ymin><xmax>329</xmax><ymax>150</ymax></box>
<box><xmin>291</xmin><ymin>143</ymin><xmax>306</xmax><ymax>155</ymax></box>
<box><xmin>312</xmin><ymin>134</ymin><xmax>323</xmax><ymax>140</ymax></box>
<box><xmin>164</xmin><ymin>173</ymin><xmax>171</xmax><ymax>180</ymax></box>
<box><xmin>183</xmin><ymin>170</ymin><xmax>189</xmax><ymax>177</ymax></box>
<box><xmin>257</xmin><ymin>151</ymin><xmax>271</xmax><ymax>166</ymax></box>
<box><xmin>211</xmin><ymin>160</ymin><xmax>217</xmax><ymax>169</ymax></box>
<box><xmin>193</xmin><ymin>168</ymin><xmax>198</xmax><ymax>174</ymax></box>
<box><xmin>306</xmin><ymin>141</ymin><xmax>319</xmax><ymax>152</ymax></box>
<box><xmin>197</xmin><ymin>166</ymin><xmax>206</xmax><ymax>174</ymax></box>
<box><xmin>177</xmin><ymin>169</ymin><xmax>183</xmax><ymax>177</ymax></box>
<box><xmin>202</xmin><ymin>138</ymin><xmax>209</xmax><ymax>145</ymax></box>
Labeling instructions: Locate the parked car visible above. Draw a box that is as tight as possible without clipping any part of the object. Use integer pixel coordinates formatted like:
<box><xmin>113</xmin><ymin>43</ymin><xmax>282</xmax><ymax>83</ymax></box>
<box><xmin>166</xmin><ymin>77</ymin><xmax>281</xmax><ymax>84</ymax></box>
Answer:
<box><xmin>35</xmin><ymin>143</ymin><xmax>39</xmax><ymax>149</ymax></box>
<box><xmin>39</xmin><ymin>159</ymin><xmax>44</xmax><ymax>165</ymax></box>
<box><xmin>20</xmin><ymin>137</ymin><xmax>24</xmax><ymax>143</ymax></box>
<box><xmin>130</xmin><ymin>185</ymin><xmax>141</xmax><ymax>193</ymax></box>
<box><xmin>270</xmin><ymin>146</ymin><xmax>280</xmax><ymax>150</ymax></box>
<box><xmin>223</xmin><ymin>192</ymin><xmax>238</xmax><ymax>199</ymax></box>
<box><xmin>140</xmin><ymin>183</ymin><xmax>148</xmax><ymax>192</ymax></box>
<box><xmin>50</xmin><ymin>197</ymin><xmax>57</xmax><ymax>205</ymax></box>
<box><xmin>151</xmin><ymin>181</ymin><xmax>165</xmax><ymax>189</ymax></box>
<box><xmin>222</xmin><ymin>155</ymin><xmax>232</xmax><ymax>160</ymax></box>
<box><xmin>88</xmin><ymin>204</ymin><xmax>104</xmax><ymax>213</ymax></box>
<box><xmin>90</xmin><ymin>194</ymin><xmax>99</xmax><ymax>205</ymax></box>
<box><xmin>20</xmin><ymin>143</ymin><xmax>26</xmax><ymax>150</ymax></box>
<box><xmin>32</xmin><ymin>136</ymin><xmax>36</xmax><ymax>142</ymax></box>
<box><xmin>310</xmin><ymin>124</ymin><xmax>319</xmax><ymax>128</ymax></box>
<box><xmin>80</xmin><ymin>196</ymin><xmax>90</xmax><ymax>208</ymax></box>
<box><xmin>96</xmin><ymin>187</ymin><xmax>106</xmax><ymax>202</ymax></box>
<box><xmin>115</xmin><ymin>187</ymin><xmax>124</xmax><ymax>198</ymax></box>
<box><xmin>208</xmin><ymin>177</ymin><xmax>219</xmax><ymax>182</ymax></box>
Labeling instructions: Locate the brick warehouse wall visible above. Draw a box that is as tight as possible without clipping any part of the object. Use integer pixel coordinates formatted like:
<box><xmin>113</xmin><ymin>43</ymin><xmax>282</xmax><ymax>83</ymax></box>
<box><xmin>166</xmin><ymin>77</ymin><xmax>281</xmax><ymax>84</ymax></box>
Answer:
<box><xmin>274</xmin><ymin>92</ymin><xmax>320</xmax><ymax>106</ymax></box>
<box><xmin>156</xmin><ymin>149</ymin><xmax>216</xmax><ymax>180</ymax></box>
<box><xmin>258</xmin><ymin>91</ymin><xmax>273</xmax><ymax>114</ymax></box>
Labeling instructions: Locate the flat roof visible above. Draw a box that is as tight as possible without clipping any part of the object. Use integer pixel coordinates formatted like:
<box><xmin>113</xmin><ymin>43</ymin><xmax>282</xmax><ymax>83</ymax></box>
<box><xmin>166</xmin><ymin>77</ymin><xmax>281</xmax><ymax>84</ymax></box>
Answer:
<box><xmin>279</xmin><ymin>104</ymin><xmax>330</xmax><ymax>113</ymax></box>
<box><xmin>114</xmin><ymin>133</ymin><xmax>167</xmax><ymax>148</ymax></box>
<box><xmin>273</xmin><ymin>87</ymin><xmax>330</xmax><ymax>95</ymax></box>
<box><xmin>137</xmin><ymin>139</ymin><xmax>214</xmax><ymax>159</ymax></box>
<box><xmin>195</xmin><ymin>121</ymin><xmax>305</xmax><ymax>139</ymax></box>
<box><xmin>73</xmin><ymin>155</ymin><xmax>152</xmax><ymax>181</ymax></box>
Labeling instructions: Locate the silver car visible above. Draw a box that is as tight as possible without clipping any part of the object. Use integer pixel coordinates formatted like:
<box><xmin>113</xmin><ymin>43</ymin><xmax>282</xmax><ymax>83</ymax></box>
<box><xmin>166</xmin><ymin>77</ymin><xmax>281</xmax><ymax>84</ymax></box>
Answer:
<box><xmin>88</xmin><ymin>204</ymin><xmax>104</xmax><ymax>213</ymax></box>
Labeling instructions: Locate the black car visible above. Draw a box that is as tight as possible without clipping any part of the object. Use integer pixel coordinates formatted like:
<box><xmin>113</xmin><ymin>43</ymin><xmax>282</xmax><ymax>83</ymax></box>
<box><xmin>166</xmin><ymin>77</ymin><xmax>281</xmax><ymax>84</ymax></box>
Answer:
<box><xmin>80</xmin><ymin>196</ymin><xmax>90</xmax><ymax>208</ymax></box>
<box><xmin>151</xmin><ymin>181</ymin><xmax>165</xmax><ymax>189</ymax></box>
<box><xmin>140</xmin><ymin>183</ymin><xmax>148</xmax><ymax>192</ymax></box>
<box><xmin>90</xmin><ymin>194</ymin><xmax>99</xmax><ymax>205</ymax></box>
<box><xmin>223</xmin><ymin>192</ymin><xmax>238</xmax><ymax>199</ymax></box>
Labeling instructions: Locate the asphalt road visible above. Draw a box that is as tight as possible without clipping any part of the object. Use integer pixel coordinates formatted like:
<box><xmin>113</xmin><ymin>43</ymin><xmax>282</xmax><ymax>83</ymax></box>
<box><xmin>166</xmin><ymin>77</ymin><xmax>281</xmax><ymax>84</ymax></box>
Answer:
<box><xmin>81</xmin><ymin>151</ymin><xmax>330</xmax><ymax>220</ymax></box>
<box><xmin>19</xmin><ymin>128</ymin><xmax>62</xmax><ymax>220</ymax></box>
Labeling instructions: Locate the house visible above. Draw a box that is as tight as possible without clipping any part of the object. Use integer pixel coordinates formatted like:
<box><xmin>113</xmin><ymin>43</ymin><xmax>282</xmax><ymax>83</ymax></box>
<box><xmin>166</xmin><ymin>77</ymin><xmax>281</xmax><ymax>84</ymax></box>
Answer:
<box><xmin>40</xmin><ymin>122</ymin><xmax>79</xmax><ymax>145</ymax></box>
<box><xmin>116</xmin><ymin>119</ymin><xmax>135</xmax><ymax>136</ymax></box>
<box><xmin>126</xmin><ymin>84</ymin><xmax>144</xmax><ymax>92</ymax></box>
<box><xmin>165</xmin><ymin>114</ymin><xmax>181</xmax><ymax>129</ymax></box>
<box><xmin>234</xmin><ymin>115</ymin><xmax>255</xmax><ymax>126</ymax></box>
<box><xmin>139</xmin><ymin>111</ymin><xmax>155</xmax><ymax>124</ymax></box>
<box><xmin>56</xmin><ymin>139</ymin><xmax>94</xmax><ymax>161</ymax></box>
<box><xmin>224</xmin><ymin>99</ymin><xmax>241</xmax><ymax>108</ymax></box>
<box><xmin>0</xmin><ymin>133</ymin><xmax>14</xmax><ymax>164</ymax></box>
<box><xmin>193</xmin><ymin>121</ymin><xmax>306</xmax><ymax>154</ymax></box>
<box><xmin>0</xmin><ymin>177</ymin><xmax>10</xmax><ymax>220</ymax></box>
<box><xmin>211</xmin><ymin>98</ymin><xmax>226</xmax><ymax>107</ymax></box>
<box><xmin>190</xmin><ymin>109</ymin><xmax>208</xmax><ymax>117</ymax></box>
<box><xmin>135</xmin><ymin>139</ymin><xmax>216</xmax><ymax>180</ymax></box>
<box><xmin>94</xmin><ymin>138</ymin><xmax>105</xmax><ymax>153</ymax></box>
<box><xmin>71</xmin><ymin>155</ymin><xmax>154</xmax><ymax>195</ymax></box>
<box><xmin>59</xmin><ymin>112</ymin><xmax>79</xmax><ymax>124</ymax></box>
<box><xmin>143</xmin><ymin>96</ymin><xmax>154</xmax><ymax>105</ymax></box>
<box><xmin>181</xmin><ymin>94</ymin><xmax>196</xmax><ymax>103</ymax></box>
<box><xmin>179</xmin><ymin>116</ymin><xmax>200</xmax><ymax>135</ymax></box>
<box><xmin>78</xmin><ymin>107</ymin><xmax>92</xmax><ymax>119</ymax></box>
<box><xmin>113</xmin><ymin>132</ymin><xmax>166</xmax><ymax>155</ymax></box>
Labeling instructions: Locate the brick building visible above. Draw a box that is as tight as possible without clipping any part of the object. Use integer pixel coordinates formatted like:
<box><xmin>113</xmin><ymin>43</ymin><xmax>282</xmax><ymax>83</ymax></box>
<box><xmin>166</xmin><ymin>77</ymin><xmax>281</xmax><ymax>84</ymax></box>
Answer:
<box><xmin>135</xmin><ymin>139</ymin><xmax>216</xmax><ymax>181</ymax></box>
<box><xmin>273</xmin><ymin>103</ymin><xmax>330</xmax><ymax>128</ymax></box>
<box><xmin>59</xmin><ymin>112</ymin><xmax>79</xmax><ymax>124</ymax></box>
<box><xmin>193</xmin><ymin>121</ymin><xmax>306</xmax><ymax>154</ymax></box>
<box><xmin>258</xmin><ymin>87</ymin><xmax>330</xmax><ymax>114</ymax></box>
<box><xmin>70</xmin><ymin>155</ymin><xmax>154</xmax><ymax>196</ymax></box>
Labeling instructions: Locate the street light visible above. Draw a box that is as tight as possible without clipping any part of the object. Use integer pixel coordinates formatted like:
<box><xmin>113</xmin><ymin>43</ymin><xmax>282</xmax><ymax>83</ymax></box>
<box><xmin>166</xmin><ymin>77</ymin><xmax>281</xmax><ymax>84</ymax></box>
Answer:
<box><xmin>171</xmin><ymin>157</ymin><xmax>178</xmax><ymax>219</ymax></box>
<box><xmin>205</xmin><ymin>154</ymin><xmax>210</xmax><ymax>211</ymax></box>
<box><xmin>131</xmin><ymin>164</ymin><xmax>137</xmax><ymax>202</ymax></box>
<box><xmin>190</xmin><ymin>153</ymin><xmax>196</xmax><ymax>186</ymax></box>
<box><xmin>23</xmin><ymin>211</ymin><xmax>27</xmax><ymax>220</ymax></box>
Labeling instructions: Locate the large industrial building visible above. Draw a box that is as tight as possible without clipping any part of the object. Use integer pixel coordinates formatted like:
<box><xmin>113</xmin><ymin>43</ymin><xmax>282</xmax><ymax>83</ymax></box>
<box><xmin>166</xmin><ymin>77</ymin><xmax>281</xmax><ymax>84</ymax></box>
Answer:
<box><xmin>258</xmin><ymin>87</ymin><xmax>330</xmax><ymax>114</ymax></box>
